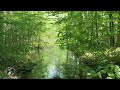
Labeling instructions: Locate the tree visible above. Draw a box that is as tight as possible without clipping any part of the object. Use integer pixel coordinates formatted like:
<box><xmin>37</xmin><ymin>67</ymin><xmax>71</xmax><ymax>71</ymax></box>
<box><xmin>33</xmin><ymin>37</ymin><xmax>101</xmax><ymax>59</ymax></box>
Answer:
<box><xmin>117</xmin><ymin>11</ymin><xmax>120</xmax><ymax>47</ymax></box>
<box><xmin>109</xmin><ymin>11</ymin><xmax>115</xmax><ymax>47</ymax></box>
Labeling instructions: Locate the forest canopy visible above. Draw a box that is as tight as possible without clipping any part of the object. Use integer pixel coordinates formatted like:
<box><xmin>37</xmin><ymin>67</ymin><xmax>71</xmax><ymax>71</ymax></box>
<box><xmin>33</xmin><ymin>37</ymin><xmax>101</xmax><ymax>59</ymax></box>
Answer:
<box><xmin>0</xmin><ymin>11</ymin><xmax>120</xmax><ymax>79</ymax></box>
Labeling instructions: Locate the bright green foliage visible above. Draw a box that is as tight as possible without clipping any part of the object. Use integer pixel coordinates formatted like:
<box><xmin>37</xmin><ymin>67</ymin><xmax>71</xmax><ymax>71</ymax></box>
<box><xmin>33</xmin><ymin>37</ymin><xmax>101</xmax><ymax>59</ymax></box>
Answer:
<box><xmin>0</xmin><ymin>11</ymin><xmax>47</xmax><ymax>79</ymax></box>
<box><xmin>54</xmin><ymin>11</ymin><xmax>120</xmax><ymax>79</ymax></box>
<box><xmin>1</xmin><ymin>11</ymin><xmax>120</xmax><ymax>79</ymax></box>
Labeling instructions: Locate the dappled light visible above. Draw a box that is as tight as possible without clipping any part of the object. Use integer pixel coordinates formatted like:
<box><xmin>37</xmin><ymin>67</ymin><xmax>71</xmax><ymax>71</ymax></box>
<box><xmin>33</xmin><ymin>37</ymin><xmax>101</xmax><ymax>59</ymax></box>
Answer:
<box><xmin>0</xmin><ymin>11</ymin><xmax>120</xmax><ymax>79</ymax></box>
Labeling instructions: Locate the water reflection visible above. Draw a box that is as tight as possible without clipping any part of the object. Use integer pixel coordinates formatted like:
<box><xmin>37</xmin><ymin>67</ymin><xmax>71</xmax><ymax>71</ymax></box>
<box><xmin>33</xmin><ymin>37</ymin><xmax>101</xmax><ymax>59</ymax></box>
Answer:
<box><xmin>47</xmin><ymin>65</ymin><xmax>56</xmax><ymax>79</ymax></box>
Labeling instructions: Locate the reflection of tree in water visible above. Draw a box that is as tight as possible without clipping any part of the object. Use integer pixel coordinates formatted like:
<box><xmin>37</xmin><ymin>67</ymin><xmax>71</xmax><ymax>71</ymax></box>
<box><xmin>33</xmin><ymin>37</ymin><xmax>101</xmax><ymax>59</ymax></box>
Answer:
<box><xmin>52</xmin><ymin>75</ymin><xmax>61</xmax><ymax>79</ymax></box>
<box><xmin>43</xmin><ymin>24</ymin><xmax>66</xmax><ymax>79</ymax></box>
<box><xmin>47</xmin><ymin>63</ymin><xmax>63</xmax><ymax>79</ymax></box>
<box><xmin>47</xmin><ymin>65</ymin><xmax>56</xmax><ymax>79</ymax></box>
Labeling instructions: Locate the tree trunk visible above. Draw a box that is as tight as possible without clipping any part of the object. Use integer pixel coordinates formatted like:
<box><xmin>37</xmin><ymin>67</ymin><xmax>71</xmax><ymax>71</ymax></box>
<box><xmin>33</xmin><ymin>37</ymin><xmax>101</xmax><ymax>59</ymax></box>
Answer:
<box><xmin>117</xmin><ymin>11</ymin><xmax>120</xmax><ymax>47</ymax></box>
<box><xmin>95</xmin><ymin>12</ymin><xmax>98</xmax><ymax>39</ymax></box>
<box><xmin>0</xmin><ymin>11</ymin><xmax>4</xmax><ymax>45</ymax></box>
<box><xmin>109</xmin><ymin>12</ymin><xmax>115</xmax><ymax>47</ymax></box>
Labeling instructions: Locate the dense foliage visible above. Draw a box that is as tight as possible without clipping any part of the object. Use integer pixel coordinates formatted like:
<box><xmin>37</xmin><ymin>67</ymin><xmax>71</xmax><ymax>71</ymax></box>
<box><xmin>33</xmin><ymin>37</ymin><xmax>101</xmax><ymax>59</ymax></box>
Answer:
<box><xmin>1</xmin><ymin>11</ymin><xmax>120</xmax><ymax>79</ymax></box>
<box><xmin>54</xmin><ymin>11</ymin><xmax>120</xmax><ymax>79</ymax></box>
<box><xmin>0</xmin><ymin>11</ymin><xmax>47</xmax><ymax>79</ymax></box>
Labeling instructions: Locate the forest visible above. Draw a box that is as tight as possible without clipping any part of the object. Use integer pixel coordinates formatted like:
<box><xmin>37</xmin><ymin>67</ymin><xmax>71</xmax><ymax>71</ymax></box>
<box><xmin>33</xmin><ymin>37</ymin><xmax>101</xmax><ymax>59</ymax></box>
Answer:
<box><xmin>0</xmin><ymin>11</ymin><xmax>120</xmax><ymax>79</ymax></box>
